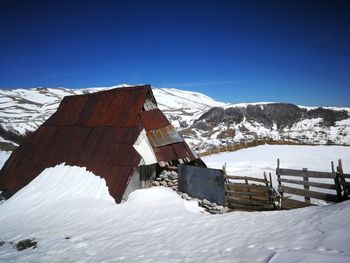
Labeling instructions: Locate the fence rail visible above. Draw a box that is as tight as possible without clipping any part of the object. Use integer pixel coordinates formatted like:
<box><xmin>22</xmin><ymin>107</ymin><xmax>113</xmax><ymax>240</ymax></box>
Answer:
<box><xmin>198</xmin><ymin>139</ymin><xmax>299</xmax><ymax>157</ymax></box>
<box><xmin>276</xmin><ymin>159</ymin><xmax>349</xmax><ymax>209</ymax></box>
<box><xmin>223</xmin><ymin>170</ymin><xmax>278</xmax><ymax>211</ymax></box>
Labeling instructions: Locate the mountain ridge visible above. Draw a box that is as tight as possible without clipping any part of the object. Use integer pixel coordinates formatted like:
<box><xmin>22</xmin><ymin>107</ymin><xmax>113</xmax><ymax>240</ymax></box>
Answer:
<box><xmin>0</xmin><ymin>85</ymin><xmax>349</xmax><ymax>152</ymax></box>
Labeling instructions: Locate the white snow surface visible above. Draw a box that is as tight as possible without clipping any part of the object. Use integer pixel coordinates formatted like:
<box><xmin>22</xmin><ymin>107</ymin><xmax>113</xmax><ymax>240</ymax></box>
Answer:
<box><xmin>203</xmin><ymin>145</ymin><xmax>350</xmax><ymax>180</ymax></box>
<box><xmin>1</xmin><ymin>146</ymin><xmax>350</xmax><ymax>262</ymax></box>
<box><xmin>203</xmin><ymin>145</ymin><xmax>350</xmax><ymax>205</ymax></box>
<box><xmin>0</xmin><ymin>151</ymin><xmax>11</xmax><ymax>169</ymax></box>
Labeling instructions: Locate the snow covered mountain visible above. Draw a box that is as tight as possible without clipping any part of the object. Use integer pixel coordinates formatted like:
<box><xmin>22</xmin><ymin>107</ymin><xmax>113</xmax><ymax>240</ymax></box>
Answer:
<box><xmin>0</xmin><ymin>85</ymin><xmax>349</xmax><ymax>152</ymax></box>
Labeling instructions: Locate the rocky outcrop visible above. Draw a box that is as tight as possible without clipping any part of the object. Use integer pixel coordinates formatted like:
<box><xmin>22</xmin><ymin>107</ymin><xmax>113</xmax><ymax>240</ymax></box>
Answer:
<box><xmin>194</xmin><ymin>103</ymin><xmax>349</xmax><ymax>131</ymax></box>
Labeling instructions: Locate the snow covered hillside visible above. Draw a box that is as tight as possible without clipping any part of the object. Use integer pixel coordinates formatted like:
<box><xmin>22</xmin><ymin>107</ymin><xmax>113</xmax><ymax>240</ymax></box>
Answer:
<box><xmin>204</xmin><ymin>145</ymin><xmax>350</xmax><ymax>197</ymax></box>
<box><xmin>0</xmin><ymin>85</ymin><xmax>349</xmax><ymax>152</ymax></box>
<box><xmin>1</xmin><ymin>145</ymin><xmax>350</xmax><ymax>262</ymax></box>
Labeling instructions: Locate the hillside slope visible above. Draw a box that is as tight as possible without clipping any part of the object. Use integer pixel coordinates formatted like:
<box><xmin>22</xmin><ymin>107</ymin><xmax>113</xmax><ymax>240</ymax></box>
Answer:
<box><xmin>0</xmin><ymin>85</ymin><xmax>349</xmax><ymax>151</ymax></box>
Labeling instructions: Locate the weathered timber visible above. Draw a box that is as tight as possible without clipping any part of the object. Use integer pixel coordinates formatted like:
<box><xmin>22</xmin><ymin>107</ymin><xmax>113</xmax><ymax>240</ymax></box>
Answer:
<box><xmin>225</xmin><ymin>183</ymin><xmax>270</xmax><ymax>193</ymax></box>
<box><xmin>281</xmin><ymin>197</ymin><xmax>313</xmax><ymax>210</ymax></box>
<box><xmin>277</xmin><ymin>168</ymin><xmax>334</xmax><ymax>178</ymax></box>
<box><xmin>332</xmin><ymin>161</ymin><xmax>342</xmax><ymax>198</ymax></box>
<box><xmin>339</xmin><ymin>181</ymin><xmax>350</xmax><ymax>187</ymax></box>
<box><xmin>278</xmin><ymin>185</ymin><xmax>339</xmax><ymax>202</ymax></box>
<box><xmin>341</xmin><ymin>173</ymin><xmax>350</xmax><ymax>179</ymax></box>
<box><xmin>226</xmin><ymin>203</ymin><xmax>275</xmax><ymax>211</ymax></box>
<box><xmin>226</xmin><ymin>193</ymin><xmax>272</xmax><ymax>202</ymax></box>
<box><xmin>225</xmin><ymin>190</ymin><xmax>268</xmax><ymax>197</ymax></box>
<box><xmin>303</xmin><ymin>168</ymin><xmax>311</xmax><ymax>203</ymax></box>
<box><xmin>225</xmin><ymin>196</ymin><xmax>274</xmax><ymax>206</ymax></box>
<box><xmin>224</xmin><ymin>175</ymin><xmax>267</xmax><ymax>183</ymax></box>
<box><xmin>277</xmin><ymin>178</ymin><xmax>336</xmax><ymax>190</ymax></box>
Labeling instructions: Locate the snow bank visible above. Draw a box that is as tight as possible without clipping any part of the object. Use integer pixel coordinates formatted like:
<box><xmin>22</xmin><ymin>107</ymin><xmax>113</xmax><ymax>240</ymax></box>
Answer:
<box><xmin>0</xmin><ymin>164</ymin><xmax>114</xmax><ymax>216</ymax></box>
<box><xmin>1</xmin><ymin>147</ymin><xmax>350</xmax><ymax>262</ymax></box>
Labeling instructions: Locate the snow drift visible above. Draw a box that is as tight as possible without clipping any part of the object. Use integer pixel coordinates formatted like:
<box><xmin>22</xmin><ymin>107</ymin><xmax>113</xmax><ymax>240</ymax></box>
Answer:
<box><xmin>1</xmin><ymin>147</ymin><xmax>350</xmax><ymax>262</ymax></box>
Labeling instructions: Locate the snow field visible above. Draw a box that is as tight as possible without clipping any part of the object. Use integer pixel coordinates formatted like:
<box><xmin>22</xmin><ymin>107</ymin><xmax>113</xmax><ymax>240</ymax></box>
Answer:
<box><xmin>203</xmin><ymin>145</ymin><xmax>350</xmax><ymax>185</ymax></box>
<box><xmin>0</xmin><ymin>146</ymin><xmax>350</xmax><ymax>262</ymax></box>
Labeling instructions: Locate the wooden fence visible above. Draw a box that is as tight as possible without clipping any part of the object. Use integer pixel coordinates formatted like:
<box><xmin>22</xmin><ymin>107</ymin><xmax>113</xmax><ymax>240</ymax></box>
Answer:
<box><xmin>199</xmin><ymin>139</ymin><xmax>299</xmax><ymax>157</ymax></box>
<box><xmin>277</xmin><ymin>159</ymin><xmax>350</xmax><ymax>209</ymax></box>
<box><xmin>224</xmin><ymin>172</ymin><xmax>278</xmax><ymax>211</ymax></box>
<box><xmin>198</xmin><ymin>139</ymin><xmax>350</xmax><ymax>158</ymax></box>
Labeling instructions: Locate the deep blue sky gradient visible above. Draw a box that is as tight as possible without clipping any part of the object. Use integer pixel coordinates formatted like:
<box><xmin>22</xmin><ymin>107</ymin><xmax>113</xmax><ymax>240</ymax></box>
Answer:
<box><xmin>0</xmin><ymin>0</ymin><xmax>349</xmax><ymax>106</ymax></box>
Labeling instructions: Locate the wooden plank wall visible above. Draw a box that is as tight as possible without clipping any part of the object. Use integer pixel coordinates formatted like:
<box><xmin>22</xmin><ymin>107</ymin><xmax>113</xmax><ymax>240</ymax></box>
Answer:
<box><xmin>223</xmin><ymin>169</ymin><xmax>278</xmax><ymax>211</ymax></box>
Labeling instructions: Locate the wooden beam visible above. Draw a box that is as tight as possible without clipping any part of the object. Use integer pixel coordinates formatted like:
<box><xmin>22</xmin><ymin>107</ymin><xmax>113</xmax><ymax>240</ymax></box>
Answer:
<box><xmin>224</xmin><ymin>175</ymin><xmax>266</xmax><ymax>183</ymax></box>
<box><xmin>225</xmin><ymin>196</ymin><xmax>274</xmax><ymax>206</ymax></box>
<box><xmin>277</xmin><ymin>168</ymin><xmax>334</xmax><ymax>178</ymax></box>
<box><xmin>277</xmin><ymin>178</ymin><xmax>337</xmax><ymax>190</ymax></box>
<box><xmin>225</xmin><ymin>190</ymin><xmax>268</xmax><ymax>197</ymax></box>
<box><xmin>341</xmin><ymin>173</ymin><xmax>350</xmax><ymax>179</ymax></box>
<box><xmin>278</xmin><ymin>185</ymin><xmax>339</xmax><ymax>202</ymax></box>
<box><xmin>225</xmin><ymin>183</ymin><xmax>270</xmax><ymax>193</ymax></box>
<box><xmin>226</xmin><ymin>203</ymin><xmax>275</xmax><ymax>211</ymax></box>
<box><xmin>281</xmin><ymin>197</ymin><xmax>313</xmax><ymax>210</ymax></box>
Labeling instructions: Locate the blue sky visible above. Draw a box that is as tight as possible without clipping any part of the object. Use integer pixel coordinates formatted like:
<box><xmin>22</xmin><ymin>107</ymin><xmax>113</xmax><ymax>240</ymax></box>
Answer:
<box><xmin>0</xmin><ymin>0</ymin><xmax>349</xmax><ymax>106</ymax></box>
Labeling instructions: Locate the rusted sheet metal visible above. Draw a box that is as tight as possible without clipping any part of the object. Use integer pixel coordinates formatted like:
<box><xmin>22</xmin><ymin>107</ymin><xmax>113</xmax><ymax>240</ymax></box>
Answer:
<box><xmin>153</xmin><ymin>142</ymin><xmax>191</xmax><ymax>162</ymax></box>
<box><xmin>139</xmin><ymin>109</ymin><xmax>170</xmax><ymax>131</ymax></box>
<box><xmin>54</xmin><ymin>96</ymin><xmax>88</xmax><ymax>125</ymax></box>
<box><xmin>153</xmin><ymin>145</ymin><xmax>176</xmax><ymax>162</ymax></box>
<box><xmin>0</xmin><ymin>84</ymin><xmax>200</xmax><ymax>203</ymax></box>
<box><xmin>172</xmin><ymin>143</ymin><xmax>189</xmax><ymax>159</ymax></box>
<box><xmin>86</xmin><ymin>88</ymin><xmax>148</xmax><ymax>127</ymax></box>
<box><xmin>77</xmin><ymin>95</ymin><xmax>99</xmax><ymax>125</ymax></box>
<box><xmin>147</xmin><ymin>125</ymin><xmax>183</xmax><ymax>147</ymax></box>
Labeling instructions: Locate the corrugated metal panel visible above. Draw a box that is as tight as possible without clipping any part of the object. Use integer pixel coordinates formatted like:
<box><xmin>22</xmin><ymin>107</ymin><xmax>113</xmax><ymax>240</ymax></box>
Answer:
<box><xmin>147</xmin><ymin>125</ymin><xmax>183</xmax><ymax>147</ymax></box>
<box><xmin>153</xmin><ymin>145</ymin><xmax>176</xmax><ymax>162</ymax></box>
<box><xmin>77</xmin><ymin>95</ymin><xmax>99</xmax><ymax>125</ymax></box>
<box><xmin>172</xmin><ymin>143</ymin><xmax>189</xmax><ymax>159</ymax></box>
<box><xmin>139</xmin><ymin>109</ymin><xmax>170</xmax><ymax>131</ymax></box>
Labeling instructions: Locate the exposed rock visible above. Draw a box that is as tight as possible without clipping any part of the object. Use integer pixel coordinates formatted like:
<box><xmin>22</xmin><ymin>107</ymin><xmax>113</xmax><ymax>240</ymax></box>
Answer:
<box><xmin>194</xmin><ymin>103</ymin><xmax>349</xmax><ymax>131</ymax></box>
<box><xmin>202</xmin><ymin>199</ymin><xmax>212</xmax><ymax>206</ymax></box>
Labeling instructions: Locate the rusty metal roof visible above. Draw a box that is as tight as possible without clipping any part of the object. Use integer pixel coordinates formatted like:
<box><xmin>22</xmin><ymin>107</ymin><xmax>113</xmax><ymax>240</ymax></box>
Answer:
<box><xmin>139</xmin><ymin>109</ymin><xmax>170</xmax><ymax>131</ymax></box>
<box><xmin>147</xmin><ymin>125</ymin><xmax>183</xmax><ymax>147</ymax></box>
<box><xmin>0</xmin><ymin>84</ymin><xmax>198</xmax><ymax>203</ymax></box>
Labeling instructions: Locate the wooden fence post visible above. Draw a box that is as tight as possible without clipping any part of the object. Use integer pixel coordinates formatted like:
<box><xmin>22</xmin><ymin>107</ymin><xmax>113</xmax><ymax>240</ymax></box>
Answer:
<box><xmin>263</xmin><ymin>172</ymin><xmax>268</xmax><ymax>187</ymax></box>
<box><xmin>338</xmin><ymin>159</ymin><xmax>344</xmax><ymax>174</ymax></box>
<box><xmin>303</xmin><ymin>168</ymin><xmax>311</xmax><ymax>203</ymax></box>
<box><xmin>332</xmin><ymin>161</ymin><xmax>342</xmax><ymax>200</ymax></box>
<box><xmin>277</xmin><ymin>159</ymin><xmax>282</xmax><ymax>197</ymax></box>
<box><xmin>245</xmin><ymin>177</ymin><xmax>251</xmax><ymax>200</ymax></box>
<box><xmin>337</xmin><ymin>159</ymin><xmax>348</xmax><ymax>200</ymax></box>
